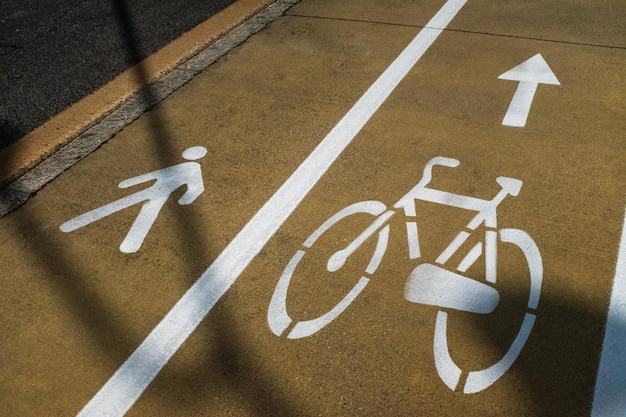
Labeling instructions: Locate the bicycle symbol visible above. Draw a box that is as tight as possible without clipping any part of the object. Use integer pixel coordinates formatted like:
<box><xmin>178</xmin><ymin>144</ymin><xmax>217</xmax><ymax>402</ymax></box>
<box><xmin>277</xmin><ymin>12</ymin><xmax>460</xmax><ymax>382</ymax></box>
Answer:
<box><xmin>268</xmin><ymin>156</ymin><xmax>543</xmax><ymax>394</ymax></box>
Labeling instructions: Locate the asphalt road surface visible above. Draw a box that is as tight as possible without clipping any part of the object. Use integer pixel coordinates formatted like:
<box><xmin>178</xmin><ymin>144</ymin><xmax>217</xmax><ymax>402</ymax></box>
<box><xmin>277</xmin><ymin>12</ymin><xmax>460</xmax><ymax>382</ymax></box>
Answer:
<box><xmin>1</xmin><ymin>0</ymin><xmax>625</xmax><ymax>416</ymax></box>
<box><xmin>0</xmin><ymin>0</ymin><xmax>236</xmax><ymax>149</ymax></box>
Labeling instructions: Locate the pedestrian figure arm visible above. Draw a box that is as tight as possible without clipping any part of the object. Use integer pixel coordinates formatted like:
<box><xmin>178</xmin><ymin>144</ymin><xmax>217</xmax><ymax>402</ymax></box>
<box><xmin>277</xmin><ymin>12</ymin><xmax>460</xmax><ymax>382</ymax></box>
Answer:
<box><xmin>118</xmin><ymin>171</ymin><xmax>160</xmax><ymax>188</ymax></box>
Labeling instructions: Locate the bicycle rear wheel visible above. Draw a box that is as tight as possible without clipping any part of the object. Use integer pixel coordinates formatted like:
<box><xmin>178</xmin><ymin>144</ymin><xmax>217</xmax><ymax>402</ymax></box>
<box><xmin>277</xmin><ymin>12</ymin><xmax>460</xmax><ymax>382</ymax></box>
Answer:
<box><xmin>433</xmin><ymin>228</ymin><xmax>542</xmax><ymax>393</ymax></box>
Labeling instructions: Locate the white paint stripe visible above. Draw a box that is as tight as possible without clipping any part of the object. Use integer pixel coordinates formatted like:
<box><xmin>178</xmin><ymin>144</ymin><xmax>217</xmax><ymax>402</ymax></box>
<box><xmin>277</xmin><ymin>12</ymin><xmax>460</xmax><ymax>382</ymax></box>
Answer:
<box><xmin>406</xmin><ymin>221</ymin><xmax>421</xmax><ymax>259</ymax></box>
<box><xmin>592</xmin><ymin>202</ymin><xmax>626</xmax><ymax>417</ymax></box>
<box><xmin>457</xmin><ymin>242</ymin><xmax>481</xmax><ymax>273</ymax></box>
<box><xmin>436</xmin><ymin>231</ymin><xmax>470</xmax><ymax>265</ymax></box>
<box><xmin>485</xmin><ymin>230</ymin><xmax>497</xmax><ymax>283</ymax></box>
<box><xmin>77</xmin><ymin>1</ymin><xmax>467</xmax><ymax>415</ymax></box>
<box><xmin>501</xmin><ymin>81</ymin><xmax>537</xmax><ymax>128</ymax></box>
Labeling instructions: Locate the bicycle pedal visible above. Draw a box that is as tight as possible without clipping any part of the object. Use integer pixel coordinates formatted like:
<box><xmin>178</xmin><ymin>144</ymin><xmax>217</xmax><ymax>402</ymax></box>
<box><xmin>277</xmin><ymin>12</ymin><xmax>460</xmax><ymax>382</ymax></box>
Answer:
<box><xmin>404</xmin><ymin>263</ymin><xmax>499</xmax><ymax>314</ymax></box>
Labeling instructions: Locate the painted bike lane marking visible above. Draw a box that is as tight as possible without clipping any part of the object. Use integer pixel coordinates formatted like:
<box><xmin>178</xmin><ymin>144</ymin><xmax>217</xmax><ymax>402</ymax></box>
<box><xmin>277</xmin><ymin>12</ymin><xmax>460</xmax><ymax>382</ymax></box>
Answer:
<box><xmin>77</xmin><ymin>1</ymin><xmax>468</xmax><ymax>415</ymax></box>
<box><xmin>267</xmin><ymin>156</ymin><xmax>543</xmax><ymax>394</ymax></box>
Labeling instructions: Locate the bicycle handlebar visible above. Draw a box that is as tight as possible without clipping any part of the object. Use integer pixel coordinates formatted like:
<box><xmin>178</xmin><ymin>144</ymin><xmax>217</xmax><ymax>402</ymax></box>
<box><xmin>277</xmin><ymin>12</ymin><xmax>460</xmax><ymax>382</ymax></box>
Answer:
<box><xmin>496</xmin><ymin>177</ymin><xmax>522</xmax><ymax>197</ymax></box>
<box><xmin>394</xmin><ymin>157</ymin><xmax>522</xmax><ymax>221</ymax></box>
<box><xmin>417</xmin><ymin>157</ymin><xmax>460</xmax><ymax>188</ymax></box>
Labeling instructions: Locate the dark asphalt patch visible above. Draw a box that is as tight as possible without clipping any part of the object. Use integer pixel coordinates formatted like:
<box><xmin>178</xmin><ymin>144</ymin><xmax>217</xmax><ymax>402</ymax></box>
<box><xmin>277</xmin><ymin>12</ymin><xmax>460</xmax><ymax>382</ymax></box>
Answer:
<box><xmin>0</xmin><ymin>0</ymin><xmax>236</xmax><ymax>149</ymax></box>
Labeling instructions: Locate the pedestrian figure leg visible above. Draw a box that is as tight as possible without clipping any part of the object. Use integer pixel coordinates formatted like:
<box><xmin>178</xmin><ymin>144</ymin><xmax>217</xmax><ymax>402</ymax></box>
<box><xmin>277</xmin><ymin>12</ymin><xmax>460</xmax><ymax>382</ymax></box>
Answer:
<box><xmin>119</xmin><ymin>197</ymin><xmax>167</xmax><ymax>253</ymax></box>
<box><xmin>60</xmin><ymin>192</ymin><xmax>147</xmax><ymax>233</ymax></box>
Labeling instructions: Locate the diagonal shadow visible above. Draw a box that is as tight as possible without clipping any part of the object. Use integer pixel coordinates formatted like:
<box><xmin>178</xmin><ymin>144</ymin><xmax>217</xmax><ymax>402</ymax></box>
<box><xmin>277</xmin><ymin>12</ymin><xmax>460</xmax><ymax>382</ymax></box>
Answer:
<box><xmin>104</xmin><ymin>1</ymin><xmax>306</xmax><ymax>414</ymax></box>
<box><xmin>3</xmin><ymin>0</ymin><xmax>304</xmax><ymax>416</ymax></box>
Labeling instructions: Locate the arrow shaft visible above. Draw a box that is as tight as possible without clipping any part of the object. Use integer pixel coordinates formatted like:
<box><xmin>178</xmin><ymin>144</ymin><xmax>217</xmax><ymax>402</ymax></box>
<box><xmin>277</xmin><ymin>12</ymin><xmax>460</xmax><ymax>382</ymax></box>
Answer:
<box><xmin>502</xmin><ymin>81</ymin><xmax>538</xmax><ymax>127</ymax></box>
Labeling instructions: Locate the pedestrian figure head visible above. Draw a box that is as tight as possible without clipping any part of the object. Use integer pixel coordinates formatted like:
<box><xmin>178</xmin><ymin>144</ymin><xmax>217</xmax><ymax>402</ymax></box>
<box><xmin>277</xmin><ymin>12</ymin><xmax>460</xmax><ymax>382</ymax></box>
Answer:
<box><xmin>182</xmin><ymin>146</ymin><xmax>207</xmax><ymax>161</ymax></box>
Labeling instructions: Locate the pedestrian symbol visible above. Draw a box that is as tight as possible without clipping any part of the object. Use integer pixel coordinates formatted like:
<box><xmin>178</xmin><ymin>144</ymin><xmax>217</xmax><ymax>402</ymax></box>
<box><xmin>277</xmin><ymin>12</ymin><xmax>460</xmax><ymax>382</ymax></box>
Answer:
<box><xmin>60</xmin><ymin>146</ymin><xmax>207</xmax><ymax>253</ymax></box>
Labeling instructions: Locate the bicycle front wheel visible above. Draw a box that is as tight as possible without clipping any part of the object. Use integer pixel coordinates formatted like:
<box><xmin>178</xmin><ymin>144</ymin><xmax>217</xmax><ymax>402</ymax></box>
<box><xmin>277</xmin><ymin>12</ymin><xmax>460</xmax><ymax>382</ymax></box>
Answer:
<box><xmin>268</xmin><ymin>200</ymin><xmax>391</xmax><ymax>339</ymax></box>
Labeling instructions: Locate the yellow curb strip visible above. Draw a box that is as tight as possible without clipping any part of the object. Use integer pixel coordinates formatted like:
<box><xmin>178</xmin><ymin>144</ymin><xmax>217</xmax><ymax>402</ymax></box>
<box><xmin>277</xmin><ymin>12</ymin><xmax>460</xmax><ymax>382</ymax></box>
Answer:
<box><xmin>0</xmin><ymin>0</ymin><xmax>274</xmax><ymax>187</ymax></box>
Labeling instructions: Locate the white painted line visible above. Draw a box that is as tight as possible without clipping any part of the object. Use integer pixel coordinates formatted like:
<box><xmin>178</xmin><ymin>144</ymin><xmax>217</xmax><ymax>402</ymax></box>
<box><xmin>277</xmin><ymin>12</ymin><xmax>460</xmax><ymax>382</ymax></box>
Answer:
<box><xmin>436</xmin><ymin>231</ymin><xmax>470</xmax><ymax>265</ymax></box>
<box><xmin>592</xmin><ymin>202</ymin><xmax>626</xmax><ymax>417</ymax></box>
<box><xmin>457</xmin><ymin>242</ymin><xmax>481</xmax><ymax>273</ymax></box>
<box><xmin>77</xmin><ymin>1</ymin><xmax>467</xmax><ymax>415</ymax></box>
<box><xmin>406</xmin><ymin>221</ymin><xmax>421</xmax><ymax>259</ymax></box>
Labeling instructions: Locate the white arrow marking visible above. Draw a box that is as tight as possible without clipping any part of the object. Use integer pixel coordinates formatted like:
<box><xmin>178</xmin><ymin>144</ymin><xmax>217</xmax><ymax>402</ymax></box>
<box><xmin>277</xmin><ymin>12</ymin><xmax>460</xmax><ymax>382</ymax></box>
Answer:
<box><xmin>498</xmin><ymin>54</ymin><xmax>560</xmax><ymax>127</ymax></box>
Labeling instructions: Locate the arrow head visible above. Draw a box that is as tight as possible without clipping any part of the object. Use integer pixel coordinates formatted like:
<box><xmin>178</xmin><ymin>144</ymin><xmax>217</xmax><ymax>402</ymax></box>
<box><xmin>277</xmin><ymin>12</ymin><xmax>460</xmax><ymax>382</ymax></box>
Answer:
<box><xmin>498</xmin><ymin>53</ymin><xmax>560</xmax><ymax>85</ymax></box>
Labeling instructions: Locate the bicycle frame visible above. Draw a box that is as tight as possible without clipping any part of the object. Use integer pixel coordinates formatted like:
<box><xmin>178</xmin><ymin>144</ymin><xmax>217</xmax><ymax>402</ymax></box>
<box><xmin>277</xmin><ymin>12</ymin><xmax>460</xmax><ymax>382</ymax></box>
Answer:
<box><xmin>328</xmin><ymin>157</ymin><xmax>522</xmax><ymax>274</ymax></box>
<box><xmin>394</xmin><ymin>156</ymin><xmax>522</xmax><ymax>228</ymax></box>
